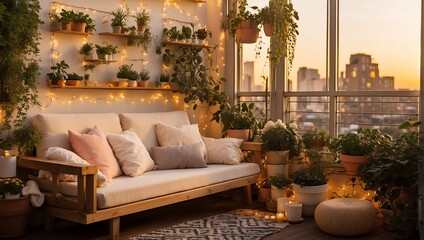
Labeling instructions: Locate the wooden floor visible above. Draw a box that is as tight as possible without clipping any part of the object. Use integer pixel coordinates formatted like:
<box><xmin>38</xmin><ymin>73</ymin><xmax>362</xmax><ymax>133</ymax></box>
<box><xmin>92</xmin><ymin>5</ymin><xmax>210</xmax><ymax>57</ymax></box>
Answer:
<box><xmin>17</xmin><ymin>191</ymin><xmax>418</xmax><ymax>240</ymax></box>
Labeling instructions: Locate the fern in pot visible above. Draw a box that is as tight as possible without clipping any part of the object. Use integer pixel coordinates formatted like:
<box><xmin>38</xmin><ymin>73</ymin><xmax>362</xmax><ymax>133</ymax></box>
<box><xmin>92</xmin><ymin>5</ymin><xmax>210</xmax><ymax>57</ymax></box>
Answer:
<box><xmin>269</xmin><ymin>174</ymin><xmax>291</xmax><ymax>201</ymax></box>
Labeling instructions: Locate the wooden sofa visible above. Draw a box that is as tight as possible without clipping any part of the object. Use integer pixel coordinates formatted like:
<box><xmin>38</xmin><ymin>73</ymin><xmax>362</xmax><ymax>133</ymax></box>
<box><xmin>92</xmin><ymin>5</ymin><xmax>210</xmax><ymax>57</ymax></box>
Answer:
<box><xmin>17</xmin><ymin>111</ymin><xmax>262</xmax><ymax>239</ymax></box>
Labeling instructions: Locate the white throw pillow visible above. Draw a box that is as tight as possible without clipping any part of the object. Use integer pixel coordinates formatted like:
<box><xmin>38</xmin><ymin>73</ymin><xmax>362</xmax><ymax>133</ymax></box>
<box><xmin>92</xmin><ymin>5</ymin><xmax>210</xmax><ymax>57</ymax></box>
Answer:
<box><xmin>106</xmin><ymin>130</ymin><xmax>155</xmax><ymax>177</ymax></box>
<box><xmin>155</xmin><ymin>122</ymin><xmax>203</xmax><ymax>146</ymax></box>
<box><xmin>202</xmin><ymin>137</ymin><xmax>244</xmax><ymax>165</ymax></box>
<box><xmin>45</xmin><ymin>147</ymin><xmax>108</xmax><ymax>187</ymax></box>
<box><xmin>151</xmin><ymin>142</ymin><xmax>208</xmax><ymax>170</ymax></box>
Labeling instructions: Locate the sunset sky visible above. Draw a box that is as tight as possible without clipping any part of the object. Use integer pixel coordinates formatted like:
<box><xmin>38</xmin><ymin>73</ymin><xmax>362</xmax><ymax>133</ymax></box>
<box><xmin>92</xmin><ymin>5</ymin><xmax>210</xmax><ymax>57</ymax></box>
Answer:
<box><xmin>245</xmin><ymin>0</ymin><xmax>420</xmax><ymax>90</ymax></box>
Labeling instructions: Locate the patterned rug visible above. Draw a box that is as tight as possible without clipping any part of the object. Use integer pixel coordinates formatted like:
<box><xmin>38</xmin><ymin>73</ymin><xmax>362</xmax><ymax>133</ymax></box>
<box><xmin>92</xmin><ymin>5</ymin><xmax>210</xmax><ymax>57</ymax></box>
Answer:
<box><xmin>128</xmin><ymin>209</ymin><xmax>289</xmax><ymax>240</ymax></box>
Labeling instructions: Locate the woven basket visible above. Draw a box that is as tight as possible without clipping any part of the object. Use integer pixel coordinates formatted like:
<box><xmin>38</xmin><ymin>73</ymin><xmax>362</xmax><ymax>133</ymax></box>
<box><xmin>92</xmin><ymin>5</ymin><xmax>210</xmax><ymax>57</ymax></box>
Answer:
<box><xmin>266</xmin><ymin>200</ymin><xmax>277</xmax><ymax>212</ymax></box>
<box><xmin>258</xmin><ymin>188</ymin><xmax>271</xmax><ymax>203</ymax></box>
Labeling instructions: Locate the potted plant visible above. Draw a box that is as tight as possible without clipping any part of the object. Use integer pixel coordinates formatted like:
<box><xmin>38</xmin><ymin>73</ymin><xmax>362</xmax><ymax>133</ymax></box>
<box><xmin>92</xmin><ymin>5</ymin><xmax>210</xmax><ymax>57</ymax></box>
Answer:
<box><xmin>127</xmin><ymin>26</ymin><xmax>153</xmax><ymax>51</ymax></box>
<box><xmin>85</xmin><ymin>16</ymin><xmax>96</xmax><ymax>34</ymax></box>
<box><xmin>182</xmin><ymin>25</ymin><xmax>192</xmax><ymax>43</ymax></box>
<box><xmin>134</xmin><ymin>10</ymin><xmax>150</xmax><ymax>32</ymax></box>
<box><xmin>269</xmin><ymin>174</ymin><xmax>291</xmax><ymax>201</ymax></box>
<box><xmin>106</xmin><ymin>43</ymin><xmax>119</xmax><ymax>60</ymax></box>
<box><xmin>137</xmin><ymin>70</ymin><xmax>150</xmax><ymax>87</ymax></box>
<box><xmin>47</xmin><ymin>60</ymin><xmax>69</xmax><ymax>86</ymax></box>
<box><xmin>258</xmin><ymin>1</ymin><xmax>299</xmax><ymax>67</ymax></box>
<box><xmin>212</xmin><ymin>102</ymin><xmax>259</xmax><ymax>141</ymax></box>
<box><xmin>290</xmin><ymin>150</ymin><xmax>329</xmax><ymax>216</ymax></box>
<box><xmin>332</xmin><ymin>128</ymin><xmax>391</xmax><ymax>175</ymax></box>
<box><xmin>58</xmin><ymin>9</ymin><xmax>72</xmax><ymax>31</ymax></box>
<box><xmin>162</xmin><ymin>27</ymin><xmax>170</xmax><ymax>42</ymax></box>
<box><xmin>194</xmin><ymin>28</ymin><xmax>212</xmax><ymax>44</ymax></box>
<box><xmin>359</xmin><ymin>120</ymin><xmax>421</xmax><ymax>237</ymax></box>
<box><xmin>66</xmin><ymin>72</ymin><xmax>83</xmax><ymax>87</ymax></box>
<box><xmin>159</xmin><ymin>73</ymin><xmax>170</xmax><ymax>87</ymax></box>
<box><xmin>224</xmin><ymin>0</ymin><xmax>260</xmax><ymax>43</ymax></box>
<box><xmin>168</xmin><ymin>26</ymin><xmax>180</xmax><ymax>41</ymax></box>
<box><xmin>79</xmin><ymin>42</ymin><xmax>95</xmax><ymax>60</ymax></box>
<box><xmin>70</xmin><ymin>11</ymin><xmax>92</xmax><ymax>32</ymax></box>
<box><xmin>117</xmin><ymin>64</ymin><xmax>138</xmax><ymax>81</ymax></box>
<box><xmin>302</xmin><ymin>127</ymin><xmax>329</xmax><ymax>150</ymax></box>
<box><xmin>110</xmin><ymin>7</ymin><xmax>128</xmax><ymax>33</ymax></box>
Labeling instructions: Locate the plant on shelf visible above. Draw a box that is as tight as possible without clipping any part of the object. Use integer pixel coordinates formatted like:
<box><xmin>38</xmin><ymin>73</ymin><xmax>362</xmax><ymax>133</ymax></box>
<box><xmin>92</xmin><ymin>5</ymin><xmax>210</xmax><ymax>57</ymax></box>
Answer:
<box><xmin>331</xmin><ymin>128</ymin><xmax>391</xmax><ymax>175</ymax></box>
<box><xmin>70</xmin><ymin>11</ymin><xmax>93</xmax><ymax>32</ymax></box>
<box><xmin>258</xmin><ymin>0</ymin><xmax>299</xmax><ymax>67</ymax></box>
<box><xmin>47</xmin><ymin>60</ymin><xmax>69</xmax><ymax>86</ymax></box>
<box><xmin>58</xmin><ymin>9</ymin><xmax>72</xmax><ymax>30</ymax></box>
<box><xmin>182</xmin><ymin>25</ymin><xmax>192</xmax><ymax>40</ymax></box>
<box><xmin>301</xmin><ymin>127</ymin><xmax>329</xmax><ymax>150</ymax></box>
<box><xmin>162</xmin><ymin>27</ymin><xmax>170</xmax><ymax>41</ymax></box>
<box><xmin>110</xmin><ymin>7</ymin><xmax>129</xmax><ymax>33</ymax></box>
<box><xmin>168</xmin><ymin>26</ymin><xmax>180</xmax><ymax>41</ymax></box>
<box><xmin>359</xmin><ymin>120</ymin><xmax>421</xmax><ymax>237</ymax></box>
<box><xmin>85</xmin><ymin>16</ymin><xmax>96</xmax><ymax>34</ymax></box>
<box><xmin>83</xmin><ymin>63</ymin><xmax>95</xmax><ymax>81</ymax></box>
<box><xmin>194</xmin><ymin>28</ymin><xmax>212</xmax><ymax>42</ymax></box>
<box><xmin>159</xmin><ymin>73</ymin><xmax>169</xmax><ymax>82</ymax></box>
<box><xmin>127</xmin><ymin>26</ymin><xmax>153</xmax><ymax>50</ymax></box>
<box><xmin>66</xmin><ymin>72</ymin><xmax>83</xmax><ymax>80</ymax></box>
<box><xmin>260</xmin><ymin>119</ymin><xmax>301</xmax><ymax>158</ymax></box>
<box><xmin>117</xmin><ymin>64</ymin><xmax>138</xmax><ymax>80</ymax></box>
<box><xmin>223</xmin><ymin>0</ymin><xmax>260</xmax><ymax>43</ymax></box>
<box><xmin>134</xmin><ymin>10</ymin><xmax>150</xmax><ymax>32</ymax></box>
<box><xmin>211</xmin><ymin>102</ymin><xmax>260</xmax><ymax>140</ymax></box>
<box><xmin>79</xmin><ymin>42</ymin><xmax>94</xmax><ymax>60</ymax></box>
<box><xmin>139</xmin><ymin>70</ymin><xmax>150</xmax><ymax>81</ymax></box>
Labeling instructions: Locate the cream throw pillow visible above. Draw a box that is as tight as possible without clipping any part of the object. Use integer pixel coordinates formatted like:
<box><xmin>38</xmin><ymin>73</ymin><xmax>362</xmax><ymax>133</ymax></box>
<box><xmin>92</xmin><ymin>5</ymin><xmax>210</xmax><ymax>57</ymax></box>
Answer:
<box><xmin>155</xmin><ymin>122</ymin><xmax>203</xmax><ymax>146</ymax></box>
<box><xmin>45</xmin><ymin>147</ymin><xmax>108</xmax><ymax>187</ymax></box>
<box><xmin>68</xmin><ymin>126</ymin><xmax>122</xmax><ymax>181</ymax></box>
<box><xmin>202</xmin><ymin>137</ymin><xmax>244</xmax><ymax>165</ymax></box>
<box><xmin>107</xmin><ymin>130</ymin><xmax>155</xmax><ymax>177</ymax></box>
<box><xmin>151</xmin><ymin>142</ymin><xmax>207</xmax><ymax>169</ymax></box>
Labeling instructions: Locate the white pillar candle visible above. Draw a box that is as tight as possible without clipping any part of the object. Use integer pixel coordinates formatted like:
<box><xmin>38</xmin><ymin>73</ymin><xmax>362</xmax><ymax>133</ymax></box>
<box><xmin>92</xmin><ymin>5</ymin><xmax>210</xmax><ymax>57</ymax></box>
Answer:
<box><xmin>277</xmin><ymin>197</ymin><xmax>290</xmax><ymax>213</ymax></box>
<box><xmin>285</xmin><ymin>202</ymin><xmax>302</xmax><ymax>222</ymax></box>
<box><xmin>276</xmin><ymin>212</ymin><xmax>285</xmax><ymax>221</ymax></box>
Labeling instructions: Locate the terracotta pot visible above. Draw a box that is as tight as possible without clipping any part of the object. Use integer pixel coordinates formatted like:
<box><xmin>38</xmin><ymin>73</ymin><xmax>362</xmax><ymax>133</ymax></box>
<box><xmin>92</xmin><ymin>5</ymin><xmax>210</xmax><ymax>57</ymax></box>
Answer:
<box><xmin>57</xmin><ymin>79</ymin><xmax>66</xmax><ymax>87</ymax></box>
<box><xmin>266</xmin><ymin>150</ymin><xmax>289</xmax><ymax>164</ymax></box>
<box><xmin>226</xmin><ymin>129</ymin><xmax>250</xmax><ymax>141</ymax></box>
<box><xmin>293</xmin><ymin>183</ymin><xmax>328</xmax><ymax>216</ymax></box>
<box><xmin>263</xmin><ymin>22</ymin><xmax>272</xmax><ymax>37</ymax></box>
<box><xmin>61</xmin><ymin>22</ymin><xmax>71</xmax><ymax>31</ymax></box>
<box><xmin>66</xmin><ymin>80</ymin><xmax>80</xmax><ymax>87</ymax></box>
<box><xmin>70</xmin><ymin>21</ymin><xmax>86</xmax><ymax>32</ymax></box>
<box><xmin>137</xmin><ymin>24</ymin><xmax>147</xmax><ymax>32</ymax></box>
<box><xmin>235</xmin><ymin>21</ymin><xmax>259</xmax><ymax>44</ymax></box>
<box><xmin>339</xmin><ymin>154</ymin><xmax>369</xmax><ymax>175</ymax></box>
<box><xmin>137</xmin><ymin>81</ymin><xmax>148</xmax><ymax>87</ymax></box>
<box><xmin>0</xmin><ymin>196</ymin><xmax>30</xmax><ymax>238</ymax></box>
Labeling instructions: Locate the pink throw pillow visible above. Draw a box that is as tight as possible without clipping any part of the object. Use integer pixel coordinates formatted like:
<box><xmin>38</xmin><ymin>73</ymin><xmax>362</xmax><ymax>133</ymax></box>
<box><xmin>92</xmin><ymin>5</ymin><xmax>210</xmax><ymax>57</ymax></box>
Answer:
<box><xmin>68</xmin><ymin>126</ymin><xmax>122</xmax><ymax>181</ymax></box>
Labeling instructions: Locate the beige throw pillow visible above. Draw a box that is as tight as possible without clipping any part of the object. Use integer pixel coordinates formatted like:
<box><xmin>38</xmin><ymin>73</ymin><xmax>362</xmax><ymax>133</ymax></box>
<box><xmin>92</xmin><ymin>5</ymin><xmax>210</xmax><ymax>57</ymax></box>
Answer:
<box><xmin>107</xmin><ymin>130</ymin><xmax>155</xmax><ymax>177</ymax></box>
<box><xmin>151</xmin><ymin>142</ymin><xmax>207</xmax><ymax>170</ymax></box>
<box><xmin>155</xmin><ymin>122</ymin><xmax>203</xmax><ymax>146</ymax></box>
<box><xmin>202</xmin><ymin>137</ymin><xmax>244</xmax><ymax>165</ymax></box>
<box><xmin>45</xmin><ymin>147</ymin><xmax>108</xmax><ymax>187</ymax></box>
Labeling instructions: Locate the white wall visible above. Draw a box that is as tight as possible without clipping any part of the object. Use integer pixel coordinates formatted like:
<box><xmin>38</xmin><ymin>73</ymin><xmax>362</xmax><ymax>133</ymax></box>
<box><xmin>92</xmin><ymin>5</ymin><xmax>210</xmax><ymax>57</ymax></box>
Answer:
<box><xmin>31</xmin><ymin>0</ymin><xmax>224</xmax><ymax>136</ymax></box>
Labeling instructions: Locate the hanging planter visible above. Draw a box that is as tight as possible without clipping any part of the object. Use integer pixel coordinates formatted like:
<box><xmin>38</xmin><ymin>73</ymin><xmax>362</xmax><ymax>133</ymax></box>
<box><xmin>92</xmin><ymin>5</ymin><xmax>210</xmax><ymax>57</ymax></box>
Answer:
<box><xmin>263</xmin><ymin>22</ymin><xmax>272</xmax><ymax>37</ymax></box>
<box><xmin>224</xmin><ymin>0</ymin><xmax>260</xmax><ymax>44</ymax></box>
<box><xmin>235</xmin><ymin>21</ymin><xmax>259</xmax><ymax>43</ymax></box>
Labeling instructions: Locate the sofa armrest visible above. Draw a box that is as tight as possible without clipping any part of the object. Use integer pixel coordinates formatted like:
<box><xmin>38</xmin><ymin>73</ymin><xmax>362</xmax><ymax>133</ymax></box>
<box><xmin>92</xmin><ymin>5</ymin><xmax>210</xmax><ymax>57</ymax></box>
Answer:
<box><xmin>18</xmin><ymin>156</ymin><xmax>98</xmax><ymax>213</ymax></box>
<box><xmin>240</xmin><ymin>142</ymin><xmax>263</xmax><ymax>164</ymax></box>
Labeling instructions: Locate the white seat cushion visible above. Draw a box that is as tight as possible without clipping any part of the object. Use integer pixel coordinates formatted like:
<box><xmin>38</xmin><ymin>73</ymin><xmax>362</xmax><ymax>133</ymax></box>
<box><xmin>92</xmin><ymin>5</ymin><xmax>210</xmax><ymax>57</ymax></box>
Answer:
<box><xmin>58</xmin><ymin>163</ymin><xmax>260</xmax><ymax>209</ymax></box>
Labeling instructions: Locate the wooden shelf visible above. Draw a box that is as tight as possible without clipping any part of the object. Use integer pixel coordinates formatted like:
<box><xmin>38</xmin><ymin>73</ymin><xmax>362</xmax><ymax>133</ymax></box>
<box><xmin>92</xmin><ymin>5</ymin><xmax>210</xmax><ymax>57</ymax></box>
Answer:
<box><xmin>52</xmin><ymin>30</ymin><xmax>90</xmax><ymax>36</ymax></box>
<box><xmin>98</xmin><ymin>32</ymin><xmax>129</xmax><ymax>37</ymax></box>
<box><xmin>190</xmin><ymin>0</ymin><xmax>207</xmax><ymax>2</ymax></box>
<box><xmin>48</xmin><ymin>86</ymin><xmax>174</xmax><ymax>91</ymax></box>
<box><xmin>84</xmin><ymin>60</ymin><xmax>117</xmax><ymax>64</ymax></box>
<box><xmin>164</xmin><ymin>41</ymin><xmax>215</xmax><ymax>49</ymax></box>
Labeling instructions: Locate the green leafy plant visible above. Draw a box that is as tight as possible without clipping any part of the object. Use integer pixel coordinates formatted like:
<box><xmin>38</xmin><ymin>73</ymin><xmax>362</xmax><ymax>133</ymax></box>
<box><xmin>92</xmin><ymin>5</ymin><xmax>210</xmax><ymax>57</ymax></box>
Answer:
<box><xmin>168</xmin><ymin>26</ymin><xmax>180</xmax><ymax>40</ymax></box>
<box><xmin>139</xmin><ymin>70</ymin><xmax>150</xmax><ymax>81</ymax></box>
<box><xmin>269</xmin><ymin>174</ymin><xmax>291</xmax><ymax>190</ymax></box>
<box><xmin>260</xmin><ymin>120</ymin><xmax>301</xmax><ymax>158</ymax></box>
<box><xmin>58</xmin><ymin>9</ymin><xmax>72</xmax><ymax>24</ymax></box>
<box><xmin>194</xmin><ymin>28</ymin><xmax>212</xmax><ymax>40</ymax></box>
<box><xmin>47</xmin><ymin>60</ymin><xmax>69</xmax><ymax>85</ymax></box>
<box><xmin>72</xmin><ymin>11</ymin><xmax>92</xmax><ymax>24</ymax></box>
<box><xmin>223</xmin><ymin>0</ymin><xmax>260</xmax><ymax>38</ymax></box>
<box><xmin>13</xmin><ymin>125</ymin><xmax>40</xmax><ymax>156</ymax></box>
<box><xmin>66</xmin><ymin>72</ymin><xmax>83</xmax><ymax>80</ymax></box>
<box><xmin>159</xmin><ymin>73</ymin><xmax>169</xmax><ymax>82</ymax></box>
<box><xmin>127</xmin><ymin>26</ymin><xmax>153</xmax><ymax>50</ymax></box>
<box><xmin>79</xmin><ymin>42</ymin><xmax>94</xmax><ymax>55</ymax></box>
<box><xmin>302</xmin><ymin>127</ymin><xmax>329</xmax><ymax>150</ymax></box>
<box><xmin>182</xmin><ymin>25</ymin><xmax>192</xmax><ymax>39</ymax></box>
<box><xmin>117</xmin><ymin>64</ymin><xmax>138</xmax><ymax>80</ymax></box>
<box><xmin>359</xmin><ymin>120</ymin><xmax>421</xmax><ymax>236</ymax></box>
<box><xmin>134</xmin><ymin>10</ymin><xmax>150</xmax><ymax>27</ymax></box>
<box><xmin>291</xmin><ymin>150</ymin><xmax>328</xmax><ymax>186</ymax></box>
<box><xmin>111</xmin><ymin>8</ymin><xmax>128</xmax><ymax>27</ymax></box>
<box><xmin>332</xmin><ymin>128</ymin><xmax>391</xmax><ymax>156</ymax></box>
<box><xmin>211</xmin><ymin>102</ymin><xmax>259</xmax><ymax>136</ymax></box>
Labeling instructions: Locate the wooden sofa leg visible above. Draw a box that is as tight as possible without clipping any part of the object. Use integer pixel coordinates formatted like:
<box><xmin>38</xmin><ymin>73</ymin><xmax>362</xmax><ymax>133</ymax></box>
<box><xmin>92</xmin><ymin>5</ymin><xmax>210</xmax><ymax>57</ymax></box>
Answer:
<box><xmin>44</xmin><ymin>215</ymin><xmax>55</xmax><ymax>231</ymax></box>
<box><xmin>110</xmin><ymin>217</ymin><xmax>120</xmax><ymax>240</ymax></box>
<box><xmin>244</xmin><ymin>184</ymin><xmax>253</xmax><ymax>205</ymax></box>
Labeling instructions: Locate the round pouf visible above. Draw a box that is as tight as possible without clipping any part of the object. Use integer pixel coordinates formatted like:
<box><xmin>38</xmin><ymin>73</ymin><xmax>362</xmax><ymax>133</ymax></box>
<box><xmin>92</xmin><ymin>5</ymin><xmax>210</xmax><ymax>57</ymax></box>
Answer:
<box><xmin>314</xmin><ymin>198</ymin><xmax>376</xmax><ymax>236</ymax></box>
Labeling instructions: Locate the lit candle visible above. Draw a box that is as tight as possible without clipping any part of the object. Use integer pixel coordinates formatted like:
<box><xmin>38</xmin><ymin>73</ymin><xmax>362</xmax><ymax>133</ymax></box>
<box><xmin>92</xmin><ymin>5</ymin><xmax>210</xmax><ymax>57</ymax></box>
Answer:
<box><xmin>276</xmin><ymin>212</ymin><xmax>285</xmax><ymax>221</ymax></box>
<box><xmin>277</xmin><ymin>197</ymin><xmax>290</xmax><ymax>213</ymax></box>
<box><xmin>285</xmin><ymin>202</ymin><xmax>302</xmax><ymax>222</ymax></box>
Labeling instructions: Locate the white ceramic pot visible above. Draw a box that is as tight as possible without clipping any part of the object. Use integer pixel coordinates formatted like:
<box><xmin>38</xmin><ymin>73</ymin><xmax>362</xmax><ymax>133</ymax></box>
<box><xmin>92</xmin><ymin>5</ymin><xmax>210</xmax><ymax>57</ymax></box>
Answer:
<box><xmin>0</xmin><ymin>156</ymin><xmax>17</xmax><ymax>178</ymax></box>
<box><xmin>267</xmin><ymin>164</ymin><xmax>289</xmax><ymax>179</ymax></box>
<box><xmin>266</xmin><ymin>150</ymin><xmax>289</xmax><ymax>164</ymax></box>
<box><xmin>293</xmin><ymin>183</ymin><xmax>329</xmax><ymax>216</ymax></box>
